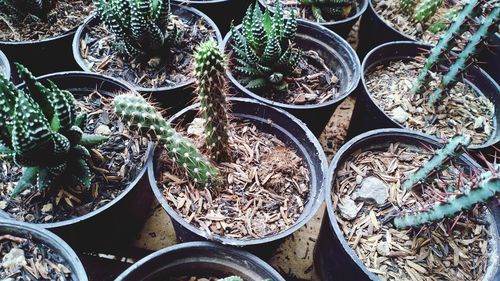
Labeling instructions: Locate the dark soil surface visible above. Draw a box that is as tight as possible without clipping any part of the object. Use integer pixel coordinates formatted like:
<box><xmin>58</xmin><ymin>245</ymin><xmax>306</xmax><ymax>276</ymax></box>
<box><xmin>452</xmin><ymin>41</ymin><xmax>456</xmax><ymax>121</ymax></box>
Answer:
<box><xmin>0</xmin><ymin>0</ymin><xmax>93</xmax><ymax>42</ymax></box>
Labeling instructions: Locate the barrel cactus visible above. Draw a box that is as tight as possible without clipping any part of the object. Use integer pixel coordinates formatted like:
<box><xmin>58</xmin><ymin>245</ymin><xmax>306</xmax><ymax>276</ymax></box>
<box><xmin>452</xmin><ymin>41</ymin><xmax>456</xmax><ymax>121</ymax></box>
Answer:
<box><xmin>0</xmin><ymin>64</ymin><xmax>108</xmax><ymax>197</ymax></box>
<box><xmin>298</xmin><ymin>0</ymin><xmax>355</xmax><ymax>22</ymax></box>
<box><xmin>0</xmin><ymin>0</ymin><xmax>53</xmax><ymax>20</ymax></box>
<box><xmin>231</xmin><ymin>1</ymin><xmax>302</xmax><ymax>91</ymax></box>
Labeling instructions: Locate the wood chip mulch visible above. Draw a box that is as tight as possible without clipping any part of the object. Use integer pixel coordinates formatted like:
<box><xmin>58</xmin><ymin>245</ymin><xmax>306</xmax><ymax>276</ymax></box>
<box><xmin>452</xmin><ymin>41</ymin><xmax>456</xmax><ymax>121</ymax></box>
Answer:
<box><xmin>332</xmin><ymin>141</ymin><xmax>493</xmax><ymax>281</ymax></box>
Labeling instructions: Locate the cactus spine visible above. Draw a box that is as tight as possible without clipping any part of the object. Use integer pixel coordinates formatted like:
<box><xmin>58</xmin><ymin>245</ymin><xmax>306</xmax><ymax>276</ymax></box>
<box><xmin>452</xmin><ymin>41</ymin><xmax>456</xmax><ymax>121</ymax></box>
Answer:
<box><xmin>112</xmin><ymin>93</ymin><xmax>220</xmax><ymax>187</ymax></box>
<box><xmin>194</xmin><ymin>40</ymin><xmax>231</xmax><ymax>163</ymax></box>
<box><xmin>401</xmin><ymin>135</ymin><xmax>471</xmax><ymax>190</ymax></box>
<box><xmin>394</xmin><ymin>165</ymin><xmax>500</xmax><ymax>229</ymax></box>
<box><xmin>413</xmin><ymin>0</ymin><xmax>442</xmax><ymax>23</ymax></box>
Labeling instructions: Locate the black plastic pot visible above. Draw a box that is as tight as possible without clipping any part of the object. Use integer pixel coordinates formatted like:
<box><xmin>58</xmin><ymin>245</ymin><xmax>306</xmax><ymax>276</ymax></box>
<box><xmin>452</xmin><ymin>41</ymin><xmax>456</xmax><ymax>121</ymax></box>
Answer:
<box><xmin>73</xmin><ymin>6</ymin><xmax>222</xmax><ymax>114</ymax></box>
<box><xmin>313</xmin><ymin>128</ymin><xmax>500</xmax><ymax>281</ymax></box>
<box><xmin>478</xmin><ymin>33</ymin><xmax>500</xmax><ymax>84</ymax></box>
<box><xmin>0</xmin><ymin>220</ymin><xmax>88</xmax><ymax>280</ymax></box>
<box><xmin>223</xmin><ymin>20</ymin><xmax>361</xmax><ymax>137</ymax></box>
<box><xmin>148</xmin><ymin>97</ymin><xmax>327</xmax><ymax>258</ymax></box>
<box><xmin>114</xmin><ymin>241</ymin><xmax>285</xmax><ymax>281</ymax></box>
<box><xmin>8</xmin><ymin>71</ymin><xmax>154</xmax><ymax>252</ymax></box>
<box><xmin>257</xmin><ymin>0</ymin><xmax>368</xmax><ymax>39</ymax></box>
<box><xmin>0</xmin><ymin>49</ymin><xmax>10</xmax><ymax>79</ymax></box>
<box><xmin>173</xmin><ymin>0</ymin><xmax>251</xmax><ymax>36</ymax></box>
<box><xmin>347</xmin><ymin>41</ymin><xmax>500</xmax><ymax>152</ymax></box>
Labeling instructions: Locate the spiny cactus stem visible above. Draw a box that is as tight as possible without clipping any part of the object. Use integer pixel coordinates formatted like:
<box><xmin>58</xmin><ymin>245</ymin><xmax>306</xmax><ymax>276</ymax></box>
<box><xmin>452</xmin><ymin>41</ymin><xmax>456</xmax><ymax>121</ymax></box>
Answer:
<box><xmin>401</xmin><ymin>135</ymin><xmax>472</xmax><ymax>190</ymax></box>
<box><xmin>414</xmin><ymin>0</ymin><xmax>442</xmax><ymax>23</ymax></box>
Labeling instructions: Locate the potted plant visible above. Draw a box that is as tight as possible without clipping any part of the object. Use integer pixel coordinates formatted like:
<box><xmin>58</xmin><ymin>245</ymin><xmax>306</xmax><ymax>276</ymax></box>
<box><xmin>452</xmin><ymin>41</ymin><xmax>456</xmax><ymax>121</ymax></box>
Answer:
<box><xmin>114</xmin><ymin>241</ymin><xmax>284</xmax><ymax>280</ymax></box>
<box><xmin>0</xmin><ymin>50</ymin><xmax>10</xmax><ymax>79</ymax></box>
<box><xmin>0</xmin><ymin>220</ymin><xmax>88</xmax><ymax>280</ymax></box>
<box><xmin>0</xmin><ymin>0</ymin><xmax>93</xmax><ymax>77</ymax></box>
<box><xmin>0</xmin><ymin>65</ymin><xmax>153</xmax><ymax>252</ymax></box>
<box><xmin>258</xmin><ymin>0</ymin><xmax>368</xmax><ymax>38</ymax></box>
<box><xmin>356</xmin><ymin>0</ymin><xmax>490</xmax><ymax>57</ymax></box>
<box><xmin>72</xmin><ymin>0</ymin><xmax>222</xmax><ymax>112</ymax></box>
<box><xmin>313</xmin><ymin>128</ymin><xmax>499</xmax><ymax>281</ymax></box>
<box><xmin>111</xmin><ymin>40</ymin><xmax>327</xmax><ymax>258</ymax></box>
<box><xmin>223</xmin><ymin>1</ymin><xmax>361</xmax><ymax>136</ymax></box>
<box><xmin>347</xmin><ymin>4</ymin><xmax>499</xmax><ymax>155</ymax></box>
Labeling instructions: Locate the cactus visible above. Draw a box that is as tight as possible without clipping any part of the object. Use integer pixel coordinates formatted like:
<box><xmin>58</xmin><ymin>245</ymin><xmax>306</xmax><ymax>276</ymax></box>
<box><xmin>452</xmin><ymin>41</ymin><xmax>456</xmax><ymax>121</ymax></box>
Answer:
<box><xmin>0</xmin><ymin>0</ymin><xmax>53</xmax><ymax>20</ymax></box>
<box><xmin>194</xmin><ymin>40</ymin><xmax>231</xmax><ymax>162</ymax></box>
<box><xmin>394</xmin><ymin>164</ymin><xmax>500</xmax><ymax>229</ymax></box>
<box><xmin>428</xmin><ymin>7</ymin><xmax>460</xmax><ymax>34</ymax></box>
<box><xmin>401</xmin><ymin>135</ymin><xmax>471</xmax><ymax>190</ymax></box>
<box><xmin>0</xmin><ymin>63</ymin><xmax>108</xmax><ymax>197</ymax></box>
<box><xmin>93</xmin><ymin>0</ymin><xmax>178</xmax><ymax>58</ymax></box>
<box><xmin>112</xmin><ymin>93</ymin><xmax>220</xmax><ymax>187</ymax></box>
<box><xmin>400</xmin><ymin>0</ymin><xmax>417</xmax><ymax>15</ymax></box>
<box><xmin>219</xmin><ymin>277</ymin><xmax>243</xmax><ymax>281</ymax></box>
<box><xmin>413</xmin><ymin>0</ymin><xmax>442</xmax><ymax>23</ymax></box>
<box><xmin>299</xmin><ymin>0</ymin><xmax>354</xmax><ymax>22</ymax></box>
<box><xmin>231</xmin><ymin>1</ymin><xmax>302</xmax><ymax>91</ymax></box>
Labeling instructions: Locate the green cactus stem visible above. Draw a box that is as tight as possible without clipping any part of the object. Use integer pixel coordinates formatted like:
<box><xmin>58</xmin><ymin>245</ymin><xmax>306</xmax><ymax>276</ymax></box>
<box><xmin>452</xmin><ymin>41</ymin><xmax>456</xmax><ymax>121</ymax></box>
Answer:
<box><xmin>400</xmin><ymin>0</ymin><xmax>416</xmax><ymax>15</ymax></box>
<box><xmin>428</xmin><ymin>7</ymin><xmax>460</xmax><ymax>34</ymax></box>
<box><xmin>112</xmin><ymin>93</ymin><xmax>220</xmax><ymax>187</ymax></box>
<box><xmin>413</xmin><ymin>0</ymin><xmax>442</xmax><ymax>23</ymax></box>
<box><xmin>427</xmin><ymin>6</ymin><xmax>500</xmax><ymax>107</ymax></box>
<box><xmin>401</xmin><ymin>135</ymin><xmax>471</xmax><ymax>190</ymax></box>
<box><xmin>394</xmin><ymin>164</ymin><xmax>500</xmax><ymax>229</ymax></box>
<box><xmin>219</xmin><ymin>277</ymin><xmax>243</xmax><ymax>281</ymax></box>
<box><xmin>194</xmin><ymin>40</ymin><xmax>231</xmax><ymax>162</ymax></box>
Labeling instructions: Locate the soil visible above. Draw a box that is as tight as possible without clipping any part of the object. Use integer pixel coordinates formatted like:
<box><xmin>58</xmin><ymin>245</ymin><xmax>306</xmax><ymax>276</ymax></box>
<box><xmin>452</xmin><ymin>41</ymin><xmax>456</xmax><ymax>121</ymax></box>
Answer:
<box><xmin>366</xmin><ymin>59</ymin><xmax>494</xmax><ymax>145</ymax></box>
<box><xmin>0</xmin><ymin>233</ymin><xmax>73</xmax><ymax>280</ymax></box>
<box><xmin>79</xmin><ymin>11</ymin><xmax>218</xmax><ymax>89</ymax></box>
<box><xmin>264</xmin><ymin>0</ymin><xmax>359</xmax><ymax>22</ymax></box>
<box><xmin>0</xmin><ymin>0</ymin><xmax>93</xmax><ymax>42</ymax></box>
<box><xmin>373</xmin><ymin>0</ymin><xmax>466</xmax><ymax>45</ymax></box>
<box><xmin>158</xmin><ymin>120</ymin><xmax>311</xmax><ymax>240</ymax></box>
<box><xmin>332</xmin><ymin>141</ymin><xmax>492</xmax><ymax>281</ymax></box>
<box><xmin>0</xmin><ymin>92</ymin><xmax>149</xmax><ymax>223</ymax></box>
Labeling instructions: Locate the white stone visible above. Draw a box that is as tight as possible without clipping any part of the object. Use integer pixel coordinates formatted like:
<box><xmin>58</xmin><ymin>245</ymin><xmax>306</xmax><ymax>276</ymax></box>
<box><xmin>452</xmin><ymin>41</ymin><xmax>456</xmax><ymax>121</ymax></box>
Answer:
<box><xmin>391</xmin><ymin>106</ymin><xmax>410</xmax><ymax>124</ymax></box>
<box><xmin>95</xmin><ymin>124</ymin><xmax>111</xmax><ymax>136</ymax></box>
<box><xmin>2</xmin><ymin>248</ymin><xmax>26</xmax><ymax>273</ymax></box>
<box><xmin>187</xmin><ymin>118</ymin><xmax>205</xmax><ymax>137</ymax></box>
<box><xmin>353</xmin><ymin>176</ymin><xmax>389</xmax><ymax>205</ymax></box>
<box><xmin>338</xmin><ymin>197</ymin><xmax>361</xmax><ymax>220</ymax></box>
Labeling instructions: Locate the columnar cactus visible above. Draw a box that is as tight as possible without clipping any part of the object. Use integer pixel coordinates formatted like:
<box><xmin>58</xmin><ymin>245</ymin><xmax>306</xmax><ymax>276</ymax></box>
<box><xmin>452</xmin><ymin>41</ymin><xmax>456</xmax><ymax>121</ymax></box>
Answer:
<box><xmin>231</xmin><ymin>1</ymin><xmax>302</xmax><ymax>91</ymax></box>
<box><xmin>94</xmin><ymin>0</ymin><xmax>177</xmax><ymax>58</ymax></box>
<box><xmin>0</xmin><ymin>0</ymin><xmax>53</xmax><ymax>20</ymax></box>
<box><xmin>413</xmin><ymin>0</ymin><xmax>442</xmax><ymax>23</ymax></box>
<box><xmin>299</xmin><ymin>0</ymin><xmax>354</xmax><ymax>22</ymax></box>
<box><xmin>112</xmin><ymin>93</ymin><xmax>220</xmax><ymax>187</ymax></box>
<box><xmin>194</xmin><ymin>40</ymin><xmax>231</xmax><ymax>162</ymax></box>
<box><xmin>427</xmin><ymin>7</ymin><xmax>460</xmax><ymax>33</ymax></box>
<box><xmin>401</xmin><ymin>135</ymin><xmax>471</xmax><ymax>190</ymax></box>
<box><xmin>394</xmin><ymin>164</ymin><xmax>500</xmax><ymax>229</ymax></box>
<box><xmin>0</xmin><ymin>64</ymin><xmax>108</xmax><ymax>197</ymax></box>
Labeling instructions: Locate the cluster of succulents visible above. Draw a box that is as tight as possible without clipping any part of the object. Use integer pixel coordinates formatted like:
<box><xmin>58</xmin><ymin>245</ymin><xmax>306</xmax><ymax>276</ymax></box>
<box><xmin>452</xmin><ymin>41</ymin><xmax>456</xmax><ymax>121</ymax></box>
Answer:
<box><xmin>0</xmin><ymin>0</ymin><xmax>53</xmax><ymax>20</ymax></box>
<box><xmin>394</xmin><ymin>135</ymin><xmax>500</xmax><ymax>229</ymax></box>
<box><xmin>399</xmin><ymin>0</ymin><xmax>465</xmax><ymax>34</ymax></box>
<box><xmin>412</xmin><ymin>0</ymin><xmax>499</xmax><ymax>107</ymax></box>
<box><xmin>231</xmin><ymin>2</ymin><xmax>302</xmax><ymax>91</ymax></box>
<box><xmin>94</xmin><ymin>0</ymin><xmax>178</xmax><ymax>59</ymax></box>
<box><xmin>299</xmin><ymin>0</ymin><xmax>356</xmax><ymax>22</ymax></box>
<box><xmin>0</xmin><ymin>64</ymin><xmax>108</xmax><ymax>197</ymax></box>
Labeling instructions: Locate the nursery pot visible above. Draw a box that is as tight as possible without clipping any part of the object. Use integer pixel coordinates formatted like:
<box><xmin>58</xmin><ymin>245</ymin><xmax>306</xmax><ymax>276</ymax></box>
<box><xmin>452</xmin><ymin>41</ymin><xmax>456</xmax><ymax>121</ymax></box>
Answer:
<box><xmin>257</xmin><ymin>0</ymin><xmax>368</xmax><ymax>39</ymax></box>
<box><xmin>0</xmin><ymin>220</ymin><xmax>88</xmax><ymax>280</ymax></box>
<box><xmin>72</xmin><ymin>5</ymin><xmax>223</xmax><ymax>114</ymax></box>
<box><xmin>8</xmin><ymin>72</ymin><xmax>154</xmax><ymax>252</ymax></box>
<box><xmin>114</xmin><ymin>241</ymin><xmax>285</xmax><ymax>281</ymax></box>
<box><xmin>222</xmin><ymin>20</ymin><xmax>361</xmax><ymax>137</ymax></box>
<box><xmin>477</xmin><ymin>33</ymin><xmax>500</xmax><ymax>84</ymax></box>
<box><xmin>172</xmin><ymin>0</ymin><xmax>251</xmax><ymax>36</ymax></box>
<box><xmin>346</xmin><ymin>41</ymin><xmax>500</xmax><ymax>151</ymax></box>
<box><xmin>313</xmin><ymin>128</ymin><xmax>500</xmax><ymax>281</ymax></box>
<box><xmin>148</xmin><ymin>97</ymin><xmax>328</xmax><ymax>258</ymax></box>
<box><xmin>0</xmin><ymin>49</ymin><xmax>10</xmax><ymax>79</ymax></box>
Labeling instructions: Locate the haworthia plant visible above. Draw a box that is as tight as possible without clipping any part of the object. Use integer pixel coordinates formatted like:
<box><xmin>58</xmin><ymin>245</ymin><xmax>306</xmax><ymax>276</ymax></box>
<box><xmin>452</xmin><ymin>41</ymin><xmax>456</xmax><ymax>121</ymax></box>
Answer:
<box><xmin>0</xmin><ymin>0</ymin><xmax>53</xmax><ymax>20</ymax></box>
<box><xmin>413</xmin><ymin>0</ymin><xmax>442</xmax><ymax>23</ymax></box>
<box><xmin>231</xmin><ymin>0</ymin><xmax>301</xmax><ymax>91</ymax></box>
<box><xmin>0</xmin><ymin>63</ymin><xmax>108</xmax><ymax>197</ymax></box>
<box><xmin>93</xmin><ymin>0</ymin><xmax>178</xmax><ymax>58</ymax></box>
<box><xmin>194</xmin><ymin>40</ymin><xmax>231</xmax><ymax>162</ymax></box>
<box><xmin>298</xmin><ymin>0</ymin><xmax>355</xmax><ymax>22</ymax></box>
<box><xmin>112</xmin><ymin>93</ymin><xmax>220</xmax><ymax>187</ymax></box>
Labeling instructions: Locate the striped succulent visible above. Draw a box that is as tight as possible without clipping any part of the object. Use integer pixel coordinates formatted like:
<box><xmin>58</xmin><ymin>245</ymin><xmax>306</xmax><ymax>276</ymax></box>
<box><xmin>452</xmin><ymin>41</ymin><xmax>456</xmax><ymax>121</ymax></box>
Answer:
<box><xmin>299</xmin><ymin>0</ymin><xmax>355</xmax><ymax>22</ymax></box>
<box><xmin>0</xmin><ymin>0</ymin><xmax>53</xmax><ymax>20</ymax></box>
<box><xmin>0</xmin><ymin>64</ymin><xmax>108</xmax><ymax>197</ymax></box>
<box><xmin>94</xmin><ymin>0</ymin><xmax>178</xmax><ymax>58</ymax></box>
<box><xmin>231</xmin><ymin>1</ymin><xmax>302</xmax><ymax>91</ymax></box>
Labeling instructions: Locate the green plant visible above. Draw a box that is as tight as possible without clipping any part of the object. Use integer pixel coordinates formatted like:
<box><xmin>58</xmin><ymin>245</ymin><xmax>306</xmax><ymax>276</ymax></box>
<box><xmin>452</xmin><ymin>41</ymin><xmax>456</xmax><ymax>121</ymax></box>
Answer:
<box><xmin>194</xmin><ymin>40</ymin><xmax>231</xmax><ymax>162</ymax></box>
<box><xmin>413</xmin><ymin>0</ymin><xmax>442</xmax><ymax>23</ymax></box>
<box><xmin>0</xmin><ymin>0</ymin><xmax>53</xmax><ymax>20</ymax></box>
<box><xmin>231</xmin><ymin>1</ymin><xmax>302</xmax><ymax>91</ymax></box>
<box><xmin>219</xmin><ymin>277</ymin><xmax>243</xmax><ymax>281</ymax></box>
<box><xmin>94</xmin><ymin>0</ymin><xmax>178</xmax><ymax>60</ymax></box>
<box><xmin>298</xmin><ymin>0</ymin><xmax>355</xmax><ymax>22</ymax></box>
<box><xmin>0</xmin><ymin>63</ymin><xmax>108</xmax><ymax>197</ymax></box>
<box><xmin>112</xmin><ymin>93</ymin><xmax>220</xmax><ymax>187</ymax></box>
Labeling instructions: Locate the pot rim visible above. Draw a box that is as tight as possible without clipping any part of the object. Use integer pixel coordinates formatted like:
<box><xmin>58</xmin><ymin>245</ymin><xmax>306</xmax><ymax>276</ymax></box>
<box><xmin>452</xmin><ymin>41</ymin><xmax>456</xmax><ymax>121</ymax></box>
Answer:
<box><xmin>148</xmin><ymin>97</ymin><xmax>328</xmax><ymax>246</ymax></box>
<box><xmin>72</xmin><ymin>4</ymin><xmax>223</xmax><ymax>93</ymax></box>
<box><xmin>0</xmin><ymin>49</ymin><xmax>11</xmax><ymax>79</ymax></box>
